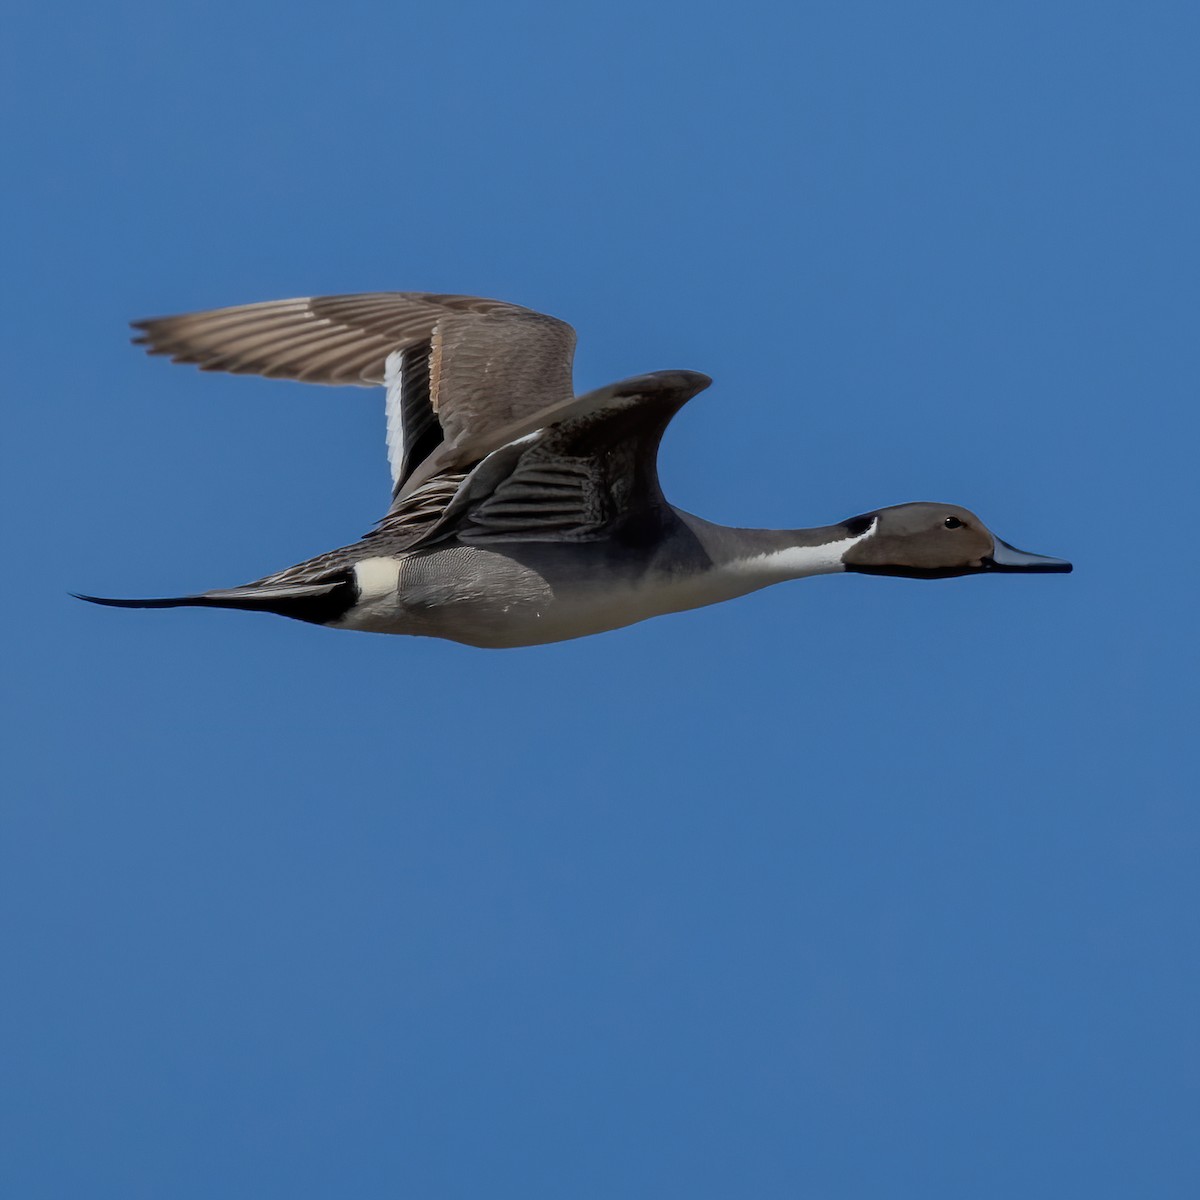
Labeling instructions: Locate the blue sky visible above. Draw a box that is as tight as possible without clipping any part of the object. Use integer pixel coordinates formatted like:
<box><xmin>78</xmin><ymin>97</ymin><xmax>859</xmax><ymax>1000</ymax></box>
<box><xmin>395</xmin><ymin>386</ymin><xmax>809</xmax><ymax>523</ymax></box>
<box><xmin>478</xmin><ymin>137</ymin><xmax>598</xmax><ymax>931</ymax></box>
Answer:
<box><xmin>3</xmin><ymin>1</ymin><xmax>1197</xmax><ymax>1196</ymax></box>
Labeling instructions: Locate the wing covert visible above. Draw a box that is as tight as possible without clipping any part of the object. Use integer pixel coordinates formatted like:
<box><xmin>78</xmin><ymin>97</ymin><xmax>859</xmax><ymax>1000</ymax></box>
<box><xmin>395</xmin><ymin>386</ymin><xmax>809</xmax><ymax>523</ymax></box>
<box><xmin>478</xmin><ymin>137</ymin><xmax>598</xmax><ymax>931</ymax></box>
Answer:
<box><xmin>399</xmin><ymin>370</ymin><xmax>712</xmax><ymax>549</ymax></box>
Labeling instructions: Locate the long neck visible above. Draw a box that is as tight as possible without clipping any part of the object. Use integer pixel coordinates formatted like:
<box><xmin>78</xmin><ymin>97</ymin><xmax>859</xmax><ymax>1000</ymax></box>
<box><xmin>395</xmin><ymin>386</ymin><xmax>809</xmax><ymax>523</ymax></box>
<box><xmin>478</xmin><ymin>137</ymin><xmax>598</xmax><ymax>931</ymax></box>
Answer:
<box><xmin>674</xmin><ymin>511</ymin><xmax>870</xmax><ymax>583</ymax></box>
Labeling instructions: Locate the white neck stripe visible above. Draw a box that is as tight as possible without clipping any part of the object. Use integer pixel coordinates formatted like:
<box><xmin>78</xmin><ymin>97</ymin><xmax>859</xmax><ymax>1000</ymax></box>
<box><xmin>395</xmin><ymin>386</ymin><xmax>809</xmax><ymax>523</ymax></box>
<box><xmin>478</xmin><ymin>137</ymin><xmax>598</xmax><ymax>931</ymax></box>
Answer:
<box><xmin>733</xmin><ymin>520</ymin><xmax>877</xmax><ymax>581</ymax></box>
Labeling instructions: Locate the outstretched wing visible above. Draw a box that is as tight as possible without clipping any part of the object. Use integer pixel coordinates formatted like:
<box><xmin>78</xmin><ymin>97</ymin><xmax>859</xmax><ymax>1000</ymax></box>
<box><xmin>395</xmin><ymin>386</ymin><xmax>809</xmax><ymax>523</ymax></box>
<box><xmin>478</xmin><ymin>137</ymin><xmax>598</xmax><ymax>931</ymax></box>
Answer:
<box><xmin>132</xmin><ymin>292</ymin><xmax>577</xmax><ymax>493</ymax></box>
<box><xmin>381</xmin><ymin>370</ymin><xmax>713</xmax><ymax>551</ymax></box>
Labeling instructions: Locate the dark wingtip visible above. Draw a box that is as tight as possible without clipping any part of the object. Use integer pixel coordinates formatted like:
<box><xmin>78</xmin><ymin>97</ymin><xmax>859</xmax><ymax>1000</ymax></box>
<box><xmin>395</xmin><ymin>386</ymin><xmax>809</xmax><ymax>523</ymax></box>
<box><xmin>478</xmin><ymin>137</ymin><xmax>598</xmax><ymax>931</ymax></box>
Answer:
<box><xmin>129</xmin><ymin>316</ymin><xmax>170</xmax><ymax>354</ymax></box>
<box><xmin>129</xmin><ymin>331</ymin><xmax>156</xmax><ymax>353</ymax></box>
<box><xmin>606</xmin><ymin>369</ymin><xmax>713</xmax><ymax>402</ymax></box>
<box><xmin>637</xmin><ymin>369</ymin><xmax>712</xmax><ymax>395</ymax></box>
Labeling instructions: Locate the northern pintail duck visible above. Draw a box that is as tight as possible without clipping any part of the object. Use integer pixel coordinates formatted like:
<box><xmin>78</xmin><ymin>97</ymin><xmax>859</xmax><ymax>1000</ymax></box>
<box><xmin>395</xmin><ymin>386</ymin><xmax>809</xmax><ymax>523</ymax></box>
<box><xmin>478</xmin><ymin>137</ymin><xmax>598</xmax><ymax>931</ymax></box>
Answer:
<box><xmin>79</xmin><ymin>292</ymin><xmax>1071</xmax><ymax>647</ymax></box>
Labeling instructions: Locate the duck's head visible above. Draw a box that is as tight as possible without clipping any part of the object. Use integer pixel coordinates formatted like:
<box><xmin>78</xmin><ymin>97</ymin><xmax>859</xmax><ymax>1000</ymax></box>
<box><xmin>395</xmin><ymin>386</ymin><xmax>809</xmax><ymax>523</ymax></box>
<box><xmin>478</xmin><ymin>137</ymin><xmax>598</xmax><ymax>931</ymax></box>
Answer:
<box><xmin>840</xmin><ymin>502</ymin><xmax>1072</xmax><ymax>579</ymax></box>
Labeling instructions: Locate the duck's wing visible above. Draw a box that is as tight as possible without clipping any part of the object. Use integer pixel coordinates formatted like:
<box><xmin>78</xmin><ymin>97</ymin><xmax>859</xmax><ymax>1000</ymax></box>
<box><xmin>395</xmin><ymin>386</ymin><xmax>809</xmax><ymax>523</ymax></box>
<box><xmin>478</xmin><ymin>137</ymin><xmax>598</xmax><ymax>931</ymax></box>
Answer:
<box><xmin>372</xmin><ymin>370</ymin><xmax>713</xmax><ymax>551</ymax></box>
<box><xmin>132</xmin><ymin>292</ymin><xmax>577</xmax><ymax>494</ymax></box>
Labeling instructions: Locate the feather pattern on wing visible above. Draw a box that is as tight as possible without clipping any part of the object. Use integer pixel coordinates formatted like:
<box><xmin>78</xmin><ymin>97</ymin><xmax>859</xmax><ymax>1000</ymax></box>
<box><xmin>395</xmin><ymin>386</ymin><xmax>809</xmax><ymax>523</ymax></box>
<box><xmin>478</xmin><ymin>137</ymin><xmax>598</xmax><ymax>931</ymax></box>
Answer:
<box><xmin>394</xmin><ymin>370</ymin><xmax>713</xmax><ymax>549</ymax></box>
<box><xmin>133</xmin><ymin>292</ymin><xmax>578</xmax><ymax>488</ymax></box>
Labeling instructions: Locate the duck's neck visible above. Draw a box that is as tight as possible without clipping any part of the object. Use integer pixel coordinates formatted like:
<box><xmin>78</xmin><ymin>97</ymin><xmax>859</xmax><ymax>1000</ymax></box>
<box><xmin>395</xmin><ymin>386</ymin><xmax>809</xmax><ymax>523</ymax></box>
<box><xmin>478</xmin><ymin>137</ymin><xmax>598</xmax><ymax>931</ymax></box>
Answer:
<box><xmin>677</xmin><ymin>512</ymin><xmax>872</xmax><ymax>583</ymax></box>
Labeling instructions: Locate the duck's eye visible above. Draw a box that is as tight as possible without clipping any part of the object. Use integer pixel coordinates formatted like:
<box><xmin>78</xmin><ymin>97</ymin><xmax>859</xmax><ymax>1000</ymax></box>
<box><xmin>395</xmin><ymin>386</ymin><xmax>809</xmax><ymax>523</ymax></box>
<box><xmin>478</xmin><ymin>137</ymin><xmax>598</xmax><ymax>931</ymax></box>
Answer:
<box><xmin>944</xmin><ymin>516</ymin><xmax>964</xmax><ymax>529</ymax></box>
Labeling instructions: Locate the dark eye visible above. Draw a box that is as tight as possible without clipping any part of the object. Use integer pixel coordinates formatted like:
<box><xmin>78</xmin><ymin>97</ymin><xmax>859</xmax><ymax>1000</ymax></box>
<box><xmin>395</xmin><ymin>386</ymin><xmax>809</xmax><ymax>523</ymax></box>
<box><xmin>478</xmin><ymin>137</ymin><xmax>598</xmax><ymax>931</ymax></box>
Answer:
<box><xmin>944</xmin><ymin>516</ymin><xmax>964</xmax><ymax>529</ymax></box>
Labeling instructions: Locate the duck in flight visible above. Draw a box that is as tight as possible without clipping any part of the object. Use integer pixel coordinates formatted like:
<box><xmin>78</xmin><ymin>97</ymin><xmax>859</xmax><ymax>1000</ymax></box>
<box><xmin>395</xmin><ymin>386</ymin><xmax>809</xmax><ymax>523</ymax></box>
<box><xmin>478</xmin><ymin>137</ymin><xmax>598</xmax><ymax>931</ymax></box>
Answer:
<box><xmin>78</xmin><ymin>292</ymin><xmax>1071</xmax><ymax>648</ymax></box>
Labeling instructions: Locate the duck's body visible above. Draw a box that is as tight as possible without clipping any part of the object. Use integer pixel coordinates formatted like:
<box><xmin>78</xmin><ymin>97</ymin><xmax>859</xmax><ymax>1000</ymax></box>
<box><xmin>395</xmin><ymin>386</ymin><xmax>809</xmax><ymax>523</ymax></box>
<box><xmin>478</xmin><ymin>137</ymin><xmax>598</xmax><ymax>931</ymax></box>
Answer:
<box><xmin>315</xmin><ymin>512</ymin><xmax>868</xmax><ymax>648</ymax></box>
<box><xmin>79</xmin><ymin>292</ymin><xmax>1070</xmax><ymax>645</ymax></box>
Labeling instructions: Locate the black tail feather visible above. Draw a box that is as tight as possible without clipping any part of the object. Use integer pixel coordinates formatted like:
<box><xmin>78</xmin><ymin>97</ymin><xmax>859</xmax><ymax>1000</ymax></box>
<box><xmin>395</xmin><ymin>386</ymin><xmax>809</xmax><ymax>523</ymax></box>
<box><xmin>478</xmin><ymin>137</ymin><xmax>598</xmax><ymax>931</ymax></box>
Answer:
<box><xmin>72</xmin><ymin>571</ymin><xmax>358</xmax><ymax>626</ymax></box>
<box><xmin>73</xmin><ymin>592</ymin><xmax>212</xmax><ymax>610</ymax></box>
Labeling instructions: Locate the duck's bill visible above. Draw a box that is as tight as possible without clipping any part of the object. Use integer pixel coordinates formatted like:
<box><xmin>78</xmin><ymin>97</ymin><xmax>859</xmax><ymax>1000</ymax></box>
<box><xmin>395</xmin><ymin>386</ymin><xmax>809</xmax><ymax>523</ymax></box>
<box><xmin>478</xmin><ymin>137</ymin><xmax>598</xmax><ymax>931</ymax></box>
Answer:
<box><xmin>986</xmin><ymin>538</ymin><xmax>1073</xmax><ymax>573</ymax></box>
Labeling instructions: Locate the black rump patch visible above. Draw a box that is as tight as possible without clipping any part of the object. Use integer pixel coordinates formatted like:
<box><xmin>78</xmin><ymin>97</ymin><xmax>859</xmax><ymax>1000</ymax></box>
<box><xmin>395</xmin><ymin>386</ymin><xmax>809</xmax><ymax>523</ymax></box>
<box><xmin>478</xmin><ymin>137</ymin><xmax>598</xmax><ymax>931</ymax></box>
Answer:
<box><xmin>262</xmin><ymin>570</ymin><xmax>359</xmax><ymax>625</ymax></box>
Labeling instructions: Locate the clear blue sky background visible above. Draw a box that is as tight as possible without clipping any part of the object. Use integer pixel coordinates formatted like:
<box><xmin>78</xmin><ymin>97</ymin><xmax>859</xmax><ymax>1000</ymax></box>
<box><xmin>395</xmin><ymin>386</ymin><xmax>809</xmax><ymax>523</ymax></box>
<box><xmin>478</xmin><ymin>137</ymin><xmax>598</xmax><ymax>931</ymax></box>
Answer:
<box><xmin>3</xmin><ymin>2</ymin><xmax>1197</xmax><ymax>1197</ymax></box>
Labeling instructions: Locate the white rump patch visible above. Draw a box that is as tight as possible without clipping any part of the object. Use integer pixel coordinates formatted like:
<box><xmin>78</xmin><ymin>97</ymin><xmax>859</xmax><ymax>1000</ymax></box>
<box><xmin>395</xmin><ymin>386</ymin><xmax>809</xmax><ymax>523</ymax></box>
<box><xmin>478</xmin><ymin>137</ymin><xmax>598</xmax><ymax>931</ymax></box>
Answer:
<box><xmin>333</xmin><ymin>556</ymin><xmax>405</xmax><ymax>632</ymax></box>
<box><xmin>353</xmin><ymin>557</ymin><xmax>403</xmax><ymax>601</ymax></box>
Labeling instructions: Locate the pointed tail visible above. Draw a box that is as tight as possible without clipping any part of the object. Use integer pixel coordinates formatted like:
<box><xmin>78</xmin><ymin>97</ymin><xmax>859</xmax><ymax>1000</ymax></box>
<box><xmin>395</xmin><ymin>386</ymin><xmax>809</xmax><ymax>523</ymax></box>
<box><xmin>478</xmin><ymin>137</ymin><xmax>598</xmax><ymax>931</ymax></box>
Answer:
<box><xmin>73</xmin><ymin>574</ymin><xmax>357</xmax><ymax>626</ymax></box>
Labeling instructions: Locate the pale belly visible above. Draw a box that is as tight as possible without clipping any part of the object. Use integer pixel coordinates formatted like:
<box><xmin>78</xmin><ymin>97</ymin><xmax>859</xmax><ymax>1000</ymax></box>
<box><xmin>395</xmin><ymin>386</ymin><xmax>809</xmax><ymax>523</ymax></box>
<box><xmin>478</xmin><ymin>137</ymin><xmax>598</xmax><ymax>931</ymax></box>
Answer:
<box><xmin>332</xmin><ymin>544</ymin><xmax>765</xmax><ymax>648</ymax></box>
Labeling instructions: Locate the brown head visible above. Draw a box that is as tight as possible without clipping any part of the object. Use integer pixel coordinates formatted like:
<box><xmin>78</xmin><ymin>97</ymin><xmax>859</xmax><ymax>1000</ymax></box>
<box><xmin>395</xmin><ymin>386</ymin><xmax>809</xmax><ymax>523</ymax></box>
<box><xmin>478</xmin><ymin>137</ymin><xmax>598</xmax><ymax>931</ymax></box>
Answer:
<box><xmin>841</xmin><ymin>503</ymin><xmax>1072</xmax><ymax>579</ymax></box>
